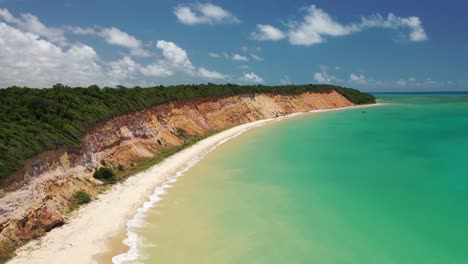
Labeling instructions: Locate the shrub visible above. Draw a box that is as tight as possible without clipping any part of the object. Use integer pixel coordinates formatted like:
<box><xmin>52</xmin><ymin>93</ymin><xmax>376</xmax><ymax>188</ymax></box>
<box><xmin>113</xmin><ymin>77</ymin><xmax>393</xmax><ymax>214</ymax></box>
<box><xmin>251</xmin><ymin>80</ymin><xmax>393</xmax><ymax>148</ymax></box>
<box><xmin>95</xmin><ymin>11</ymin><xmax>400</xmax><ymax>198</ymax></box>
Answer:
<box><xmin>117</xmin><ymin>164</ymin><xmax>124</xmax><ymax>171</ymax></box>
<box><xmin>73</xmin><ymin>190</ymin><xmax>91</xmax><ymax>204</ymax></box>
<box><xmin>176</xmin><ymin>128</ymin><xmax>188</xmax><ymax>138</ymax></box>
<box><xmin>93</xmin><ymin>167</ymin><xmax>116</xmax><ymax>183</ymax></box>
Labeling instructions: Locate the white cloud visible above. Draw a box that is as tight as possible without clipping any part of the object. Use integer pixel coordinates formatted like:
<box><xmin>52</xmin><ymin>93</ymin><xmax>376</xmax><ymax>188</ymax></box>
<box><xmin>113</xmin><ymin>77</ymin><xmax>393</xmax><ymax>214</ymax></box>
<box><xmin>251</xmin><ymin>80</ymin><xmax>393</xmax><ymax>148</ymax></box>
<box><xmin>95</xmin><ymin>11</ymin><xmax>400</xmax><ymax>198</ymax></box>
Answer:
<box><xmin>154</xmin><ymin>40</ymin><xmax>227</xmax><ymax>79</ymax></box>
<box><xmin>288</xmin><ymin>5</ymin><xmax>352</xmax><ymax>45</ymax></box>
<box><xmin>0</xmin><ymin>22</ymin><xmax>105</xmax><ymax>87</ymax></box>
<box><xmin>0</xmin><ymin>20</ymin><xmax>226</xmax><ymax>87</ymax></box>
<box><xmin>250</xmin><ymin>53</ymin><xmax>264</xmax><ymax>61</ymax></box>
<box><xmin>232</xmin><ymin>54</ymin><xmax>249</xmax><ymax>61</ymax></box>
<box><xmin>67</xmin><ymin>25</ymin><xmax>151</xmax><ymax>57</ymax></box>
<box><xmin>209</xmin><ymin>52</ymin><xmax>221</xmax><ymax>58</ymax></box>
<box><xmin>0</xmin><ymin>9</ymin><xmax>227</xmax><ymax>87</ymax></box>
<box><xmin>108</xmin><ymin>42</ymin><xmax>227</xmax><ymax>80</ymax></box>
<box><xmin>140</xmin><ymin>63</ymin><xmax>173</xmax><ymax>77</ymax></box>
<box><xmin>101</xmin><ymin>27</ymin><xmax>140</xmax><ymax>49</ymax></box>
<box><xmin>198</xmin><ymin>67</ymin><xmax>227</xmax><ymax>79</ymax></box>
<box><xmin>0</xmin><ymin>9</ymin><xmax>152</xmax><ymax>57</ymax></box>
<box><xmin>251</xmin><ymin>24</ymin><xmax>285</xmax><ymax>41</ymax></box>
<box><xmin>174</xmin><ymin>3</ymin><xmax>239</xmax><ymax>25</ymax></box>
<box><xmin>0</xmin><ymin>8</ymin><xmax>67</xmax><ymax>45</ymax></box>
<box><xmin>242</xmin><ymin>72</ymin><xmax>264</xmax><ymax>83</ymax></box>
<box><xmin>360</xmin><ymin>13</ymin><xmax>428</xmax><ymax>42</ymax></box>
<box><xmin>107</xmin><ymin>56</ymin><xmax>140</xmax><ymax>82</ymax></box>
<box><xmin>252</xmin><ymin>5</ymin><xmax>428</xmax><ymax>46</ymax></box>
<box><xmin>156</xmin><ymin>40</ymin><xmax>195</xmax><ymax>72</ymax></box>
<box><xmin>313</xmin><ymin>70</ymin><xmax>338</xmax><ymax>83</ymax></box>
<box><xmin>349</xmin><ymin>73</ymin><xmax>367</xmax><ymax>84</ymax></box>
<box><xmin>211</xmin><ymin>50</ymin><xmax>264</xmax><ymax>62</ymax></box>
<box><xmin>97</xmin><ymin>27</ymin><xmax>151</xmax><ymax>57</ymax></box>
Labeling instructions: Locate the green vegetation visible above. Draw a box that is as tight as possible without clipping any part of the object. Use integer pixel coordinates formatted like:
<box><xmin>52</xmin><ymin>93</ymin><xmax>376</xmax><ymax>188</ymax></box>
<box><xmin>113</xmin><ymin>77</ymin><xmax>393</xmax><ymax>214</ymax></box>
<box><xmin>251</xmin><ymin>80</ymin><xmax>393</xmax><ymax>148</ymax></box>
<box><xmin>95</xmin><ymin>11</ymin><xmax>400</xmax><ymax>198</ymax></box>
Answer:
<box><xmin>73</xmin><ymin>190</ymin><xmax>91</xmax><ymax>205</ymax></box>
<box><xmin>0</xmin><ymin>239</ymin><xmax>15</xmax><ymax>264</ymax></box>
<box><xmin>334</xmin><ymin>87</ymin><xmax>376</xmax><ymax>105</ymax></box>
<box><xmin>0</xmin><ymin>83</ymin><xmax>375</xmax><ymax>187</ymax></box>
<box><xmin>93</xmin><ymin>167</ymin><xmax>117</xmax><ymax>184</ymax></box>
<box><xmin>176</xmin><ymin>128</ymin><xmax>189</xmax><ymax>138</ymax></box>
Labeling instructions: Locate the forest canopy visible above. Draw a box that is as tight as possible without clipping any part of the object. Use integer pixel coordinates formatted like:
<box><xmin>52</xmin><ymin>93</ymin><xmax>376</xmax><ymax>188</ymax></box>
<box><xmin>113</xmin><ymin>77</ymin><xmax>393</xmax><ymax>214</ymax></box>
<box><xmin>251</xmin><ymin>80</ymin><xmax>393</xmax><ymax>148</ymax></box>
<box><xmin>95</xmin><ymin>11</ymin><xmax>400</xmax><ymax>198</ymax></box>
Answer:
<box><xmin>0</xmin><ymin>83</ymin><xmax>375</xmax><ymax>186</ymax></box>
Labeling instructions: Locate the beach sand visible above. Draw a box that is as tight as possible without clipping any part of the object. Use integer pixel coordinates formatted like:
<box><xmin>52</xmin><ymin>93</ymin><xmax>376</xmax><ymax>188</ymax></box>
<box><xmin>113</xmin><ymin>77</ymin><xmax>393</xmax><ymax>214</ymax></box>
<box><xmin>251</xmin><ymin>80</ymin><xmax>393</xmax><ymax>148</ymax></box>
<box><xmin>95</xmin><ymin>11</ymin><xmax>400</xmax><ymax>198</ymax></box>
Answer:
<box><xmin>8</xmin><ymin>104</ymin><xmax>380</xmax><ymax>264</ymax></box>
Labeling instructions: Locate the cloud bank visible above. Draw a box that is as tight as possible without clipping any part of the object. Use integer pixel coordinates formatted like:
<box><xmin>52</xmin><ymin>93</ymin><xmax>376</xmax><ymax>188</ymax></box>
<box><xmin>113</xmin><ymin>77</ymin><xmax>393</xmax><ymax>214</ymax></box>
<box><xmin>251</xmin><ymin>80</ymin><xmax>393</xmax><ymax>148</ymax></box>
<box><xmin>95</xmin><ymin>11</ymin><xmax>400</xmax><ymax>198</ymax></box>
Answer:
<box><xmin>252</xmin><ymin>5</ymin><xmax>428</xmax><ymax>45</ymax></box>
<box><xmin>0</xmin><ymin>8</ymin><xmax>228</xmax><ymax>87</ymax></box>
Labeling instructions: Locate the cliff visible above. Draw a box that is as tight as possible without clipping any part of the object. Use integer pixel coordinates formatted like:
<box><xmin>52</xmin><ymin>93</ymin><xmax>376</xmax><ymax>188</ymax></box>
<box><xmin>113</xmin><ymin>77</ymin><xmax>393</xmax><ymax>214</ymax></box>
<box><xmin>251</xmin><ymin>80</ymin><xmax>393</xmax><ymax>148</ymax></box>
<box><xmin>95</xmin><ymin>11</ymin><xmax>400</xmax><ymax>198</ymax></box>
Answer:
<box><xmin>0</xmin><ymin>90</ymin><xmax>355</xmax><ymax>259</ymax></box>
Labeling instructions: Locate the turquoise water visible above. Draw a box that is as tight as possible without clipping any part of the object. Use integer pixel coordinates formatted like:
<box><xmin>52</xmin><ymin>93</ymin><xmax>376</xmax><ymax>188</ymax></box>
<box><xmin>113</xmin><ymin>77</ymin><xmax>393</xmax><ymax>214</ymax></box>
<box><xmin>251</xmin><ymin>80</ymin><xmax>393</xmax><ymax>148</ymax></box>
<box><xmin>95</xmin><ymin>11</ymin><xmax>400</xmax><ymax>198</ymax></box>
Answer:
<box><xmin>125</xmin><ymin>94</ymin><xmax>468</xmax><ymax>264</ymax></box>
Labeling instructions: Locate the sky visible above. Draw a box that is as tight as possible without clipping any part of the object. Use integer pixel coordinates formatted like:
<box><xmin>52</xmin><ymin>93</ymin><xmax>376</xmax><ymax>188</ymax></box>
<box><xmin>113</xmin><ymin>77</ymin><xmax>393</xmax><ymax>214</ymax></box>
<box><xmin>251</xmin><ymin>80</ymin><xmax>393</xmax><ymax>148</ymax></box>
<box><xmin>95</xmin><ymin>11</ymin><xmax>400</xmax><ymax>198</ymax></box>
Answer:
<box><xmin>0</xmin><ymin>0</ymin><xmax>467</xmax><ymax>91</ymax></box>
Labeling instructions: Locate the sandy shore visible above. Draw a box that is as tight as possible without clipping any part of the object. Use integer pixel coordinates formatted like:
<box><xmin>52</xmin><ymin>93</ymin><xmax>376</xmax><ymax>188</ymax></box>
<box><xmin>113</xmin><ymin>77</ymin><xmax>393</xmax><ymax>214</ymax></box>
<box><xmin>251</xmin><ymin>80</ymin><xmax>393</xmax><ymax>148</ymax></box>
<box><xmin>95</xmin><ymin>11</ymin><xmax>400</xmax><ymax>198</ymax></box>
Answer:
<box><xmin>8</xmin><ymin>104</ymin><xmax>381</xmax><ymax>264</ymax></box>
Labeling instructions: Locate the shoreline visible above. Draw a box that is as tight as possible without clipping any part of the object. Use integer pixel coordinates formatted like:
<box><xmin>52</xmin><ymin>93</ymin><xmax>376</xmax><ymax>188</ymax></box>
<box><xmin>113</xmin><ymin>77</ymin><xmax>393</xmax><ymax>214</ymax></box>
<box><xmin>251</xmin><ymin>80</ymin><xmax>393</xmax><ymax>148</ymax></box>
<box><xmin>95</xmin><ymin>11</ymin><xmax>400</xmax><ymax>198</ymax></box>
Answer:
<box><xmin>8</xmin><ymin>103</ymin><xmax>381</xmax><ymax>264</ymax></box>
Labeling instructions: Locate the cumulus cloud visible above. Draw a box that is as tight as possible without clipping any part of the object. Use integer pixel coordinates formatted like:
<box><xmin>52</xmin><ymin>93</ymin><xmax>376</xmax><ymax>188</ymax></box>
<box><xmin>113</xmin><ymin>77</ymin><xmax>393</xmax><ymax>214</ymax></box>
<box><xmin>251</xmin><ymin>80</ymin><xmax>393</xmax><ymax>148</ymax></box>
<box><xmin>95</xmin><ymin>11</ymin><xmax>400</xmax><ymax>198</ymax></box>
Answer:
<box><xmin>252</xmin><ymin>5</ymin><xmax>428</xmax><ymax>46</ymax></box>
<box><xmin>198</xmin><ymin>67</ymin><xmax>227</xmax><ymax>79</ymax></box>
<box><xmin>251</xmin><ymin>24</ymin><xmax>286</xmax><ymax>41</ymax></box>
<box><xmin>100</xmin><ymin>27</ymin><xmax>151</xmax><ymax>57</ymax></box>
<box><xmin>0</xmin><ymin>20</ymin><xmax>226</xmax><ymax>87</ymax></box>
<box><xmin>0</xmin><ymin>8</ymin><xmax>151</xmax><ymax>56</ymax></box>
<box><xmin>107</xmin><ymin>56</ymin><xmax>140</xmax><ymax>82</ymax></box>
<box><xmin>144</xmin><ymin>41</ymin><xmax>230</xmax><ymax>80</ymax></box>
<box><xmin>0</xmin><ymin>8</ymin><xmax>67</xmax><ymax>45</ymax></box>
<box><xmin>242</xmin><ymin>72</ymin><xmax>264</xmax><ymax>83</ymax></box>
<box><xmin>0</xmin><ymin>22</ymin><xmax>105</xmax><ymax>87</ymax></box>
<box><xmin>360</xmin><ymin>13</ymin><xmax>427</xmax><ymax>42</ymax></box>
<box><xmin>232</xmin><ymin>54</ymin><xmax>249</xmax><ymax>61</ymax></box>
<box><xmin>313</xmin><ymin>70</ymin><xmax>338</xmax><ymax>84</ymax></box>
<box><xmin>349</xmin><ymin>73</ymin><xmax>367</xmax><ymax>84</ymax></box>
<box><xmin>140</xmin><ymin>63</ymin><xmax>173</xmax><ymax>77</ymax></box>
<box><xmin>107</xmin><ymin>42</ymin><xmax>227</xmax><ymax>80</ymax></box>
<box><xmin>174</xmin><ymin>3</ymin><xmax>239</xmax><ymax>25</ymax></box>
<box><xmin>68</xmin><ymin>25</ymin><xmax>151</xmax><ymax>57</ymax></box>
<box><xmin>0</xmin><ymin>8</ymin><xmax>229</xmax><ymax>87</ymax></box>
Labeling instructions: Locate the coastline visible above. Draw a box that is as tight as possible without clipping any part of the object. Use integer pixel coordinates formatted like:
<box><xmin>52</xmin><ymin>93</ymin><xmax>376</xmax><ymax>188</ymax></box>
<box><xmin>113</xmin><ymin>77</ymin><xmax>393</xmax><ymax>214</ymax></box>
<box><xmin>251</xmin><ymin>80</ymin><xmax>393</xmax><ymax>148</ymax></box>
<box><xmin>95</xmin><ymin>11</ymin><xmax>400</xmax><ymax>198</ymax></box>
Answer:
<box><xmin>8</xmin><ymin>103</ymin><xmax>381</xmax><ymax>264</ymax></box>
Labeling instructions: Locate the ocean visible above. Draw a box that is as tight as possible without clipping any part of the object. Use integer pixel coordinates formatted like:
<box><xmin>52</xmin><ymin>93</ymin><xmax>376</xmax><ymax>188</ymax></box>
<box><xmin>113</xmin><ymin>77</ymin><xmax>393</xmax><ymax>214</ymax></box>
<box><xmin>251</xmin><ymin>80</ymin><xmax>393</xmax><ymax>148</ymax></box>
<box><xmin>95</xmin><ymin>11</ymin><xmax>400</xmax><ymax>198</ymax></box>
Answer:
<box><xmin>115</xmin><ymin>93</ymin><xmax>468</xmax><ymax>263</ymax></box>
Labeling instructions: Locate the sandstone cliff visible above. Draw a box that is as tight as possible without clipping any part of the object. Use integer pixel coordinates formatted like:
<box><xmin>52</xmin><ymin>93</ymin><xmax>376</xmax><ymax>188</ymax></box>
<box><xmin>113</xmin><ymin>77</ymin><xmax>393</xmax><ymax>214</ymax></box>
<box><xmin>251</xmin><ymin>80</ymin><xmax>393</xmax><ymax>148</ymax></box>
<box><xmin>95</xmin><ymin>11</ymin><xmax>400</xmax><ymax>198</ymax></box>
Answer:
<box><xmin>0</xmin><ymin>90</ymin><xmax>354</xmax><ymax>258</ymax></box>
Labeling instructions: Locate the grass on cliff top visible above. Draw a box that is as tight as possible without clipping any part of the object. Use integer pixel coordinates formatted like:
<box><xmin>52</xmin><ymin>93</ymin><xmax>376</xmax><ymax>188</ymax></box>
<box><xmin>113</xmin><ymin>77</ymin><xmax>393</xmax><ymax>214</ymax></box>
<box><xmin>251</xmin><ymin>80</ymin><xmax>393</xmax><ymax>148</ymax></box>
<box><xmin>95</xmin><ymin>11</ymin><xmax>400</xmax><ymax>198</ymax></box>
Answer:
<box><xmin>0</xmin><ymin>83</ymin><xmax>375</xmax><ymax>187</ymax></box>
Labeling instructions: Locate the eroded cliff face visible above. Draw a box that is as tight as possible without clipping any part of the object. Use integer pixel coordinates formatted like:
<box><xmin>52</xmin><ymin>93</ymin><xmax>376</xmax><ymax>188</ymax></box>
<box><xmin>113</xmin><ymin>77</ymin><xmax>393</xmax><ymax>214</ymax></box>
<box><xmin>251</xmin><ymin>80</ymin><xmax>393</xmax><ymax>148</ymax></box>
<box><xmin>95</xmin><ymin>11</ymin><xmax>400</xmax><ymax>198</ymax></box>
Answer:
<box><xmin>0</xmin><ymin>90</ymin><xmax>354</xmax><ymax>257</ymax></box>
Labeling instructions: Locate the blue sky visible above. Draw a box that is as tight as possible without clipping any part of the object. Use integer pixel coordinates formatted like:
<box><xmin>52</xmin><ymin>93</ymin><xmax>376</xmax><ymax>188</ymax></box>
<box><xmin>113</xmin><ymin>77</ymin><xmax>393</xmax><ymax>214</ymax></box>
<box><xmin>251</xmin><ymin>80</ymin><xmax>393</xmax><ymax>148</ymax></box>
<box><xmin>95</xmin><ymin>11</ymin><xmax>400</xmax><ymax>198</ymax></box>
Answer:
<box><xmin>0</xmin><ymin>0</ymin><xmax>467</xmax><ymax>91</ymax></box>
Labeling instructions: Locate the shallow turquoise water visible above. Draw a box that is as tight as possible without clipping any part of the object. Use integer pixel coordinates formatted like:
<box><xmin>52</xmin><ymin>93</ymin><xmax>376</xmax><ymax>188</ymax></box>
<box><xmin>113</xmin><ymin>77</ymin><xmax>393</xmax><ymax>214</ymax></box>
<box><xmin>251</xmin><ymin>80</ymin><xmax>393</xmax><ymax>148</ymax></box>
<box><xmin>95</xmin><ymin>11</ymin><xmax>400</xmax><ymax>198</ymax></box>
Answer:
<box><xmin>130</xmin><ymin>93</ymin><xmax>468</xmax><ymax>264</ymax></box>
